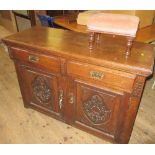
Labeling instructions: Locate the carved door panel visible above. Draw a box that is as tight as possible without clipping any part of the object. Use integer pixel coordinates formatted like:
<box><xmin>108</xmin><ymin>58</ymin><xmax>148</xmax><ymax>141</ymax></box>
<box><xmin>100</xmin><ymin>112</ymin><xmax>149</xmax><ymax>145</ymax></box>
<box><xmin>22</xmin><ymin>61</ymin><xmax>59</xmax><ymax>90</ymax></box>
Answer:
<box><xmin>74</xmin><ymin>81</ymin><xmax>127</xmax><ymax>139</ymax></box>
<box><xmin>17</xmin><ymin>65</ymin><xmax>60</xmax><ymax>116</ymax></box>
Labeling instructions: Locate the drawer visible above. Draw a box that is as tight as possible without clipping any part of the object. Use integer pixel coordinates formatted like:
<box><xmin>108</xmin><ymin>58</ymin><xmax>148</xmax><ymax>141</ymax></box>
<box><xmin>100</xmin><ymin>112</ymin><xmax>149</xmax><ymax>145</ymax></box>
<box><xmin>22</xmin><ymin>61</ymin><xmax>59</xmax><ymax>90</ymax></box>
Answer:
<box><xmin>67</xmin><ymin>61</ymin><xmax>135</xmax><ymax>92</ymax></box>
<box><xmin>10</xmin><ymin>47</ymin><xmax>61</xmax><ymax>73</ymax></box>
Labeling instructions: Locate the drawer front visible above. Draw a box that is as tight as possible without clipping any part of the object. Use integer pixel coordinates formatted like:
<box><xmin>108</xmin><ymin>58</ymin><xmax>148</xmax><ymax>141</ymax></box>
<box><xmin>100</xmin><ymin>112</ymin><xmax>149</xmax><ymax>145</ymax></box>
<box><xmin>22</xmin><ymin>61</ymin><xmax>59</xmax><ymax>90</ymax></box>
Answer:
<box><xmin>10</xmin><ymin>47</ymin><xmax>61</xmax><ymax>73</ymax></box>
<box><xmin>67</xmin><ymin>61</ymin><xmax>135</xmax><ymax>92</ymax></box>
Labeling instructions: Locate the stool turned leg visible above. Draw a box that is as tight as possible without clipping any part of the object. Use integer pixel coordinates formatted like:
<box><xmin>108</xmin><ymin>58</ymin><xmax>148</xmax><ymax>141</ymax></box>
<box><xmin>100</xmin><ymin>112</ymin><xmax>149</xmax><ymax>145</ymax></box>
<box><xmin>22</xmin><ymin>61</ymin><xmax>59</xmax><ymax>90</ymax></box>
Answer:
<box><xmin>96</xmin><ymin>33</ymin><xmax>101</xmax><ymax>43</ymax></box>
<box><xmin>126</xmin><ymin>37</ymin><xmax>134</xmax><ymax>57</ymax></box>
<box><xmin>89</xmin><ymin>32</ymin><xmax>95</xmax><ymax>50</ymax></box>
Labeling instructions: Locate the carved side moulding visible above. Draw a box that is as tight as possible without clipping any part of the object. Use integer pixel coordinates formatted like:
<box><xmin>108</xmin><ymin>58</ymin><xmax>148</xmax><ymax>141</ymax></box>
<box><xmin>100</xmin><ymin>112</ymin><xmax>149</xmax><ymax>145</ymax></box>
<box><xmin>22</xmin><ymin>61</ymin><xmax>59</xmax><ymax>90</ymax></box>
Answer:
<box><xmin>132</xmin><ymin>76</ymin><xmax>145</xmax><ymax>98</ymax></box>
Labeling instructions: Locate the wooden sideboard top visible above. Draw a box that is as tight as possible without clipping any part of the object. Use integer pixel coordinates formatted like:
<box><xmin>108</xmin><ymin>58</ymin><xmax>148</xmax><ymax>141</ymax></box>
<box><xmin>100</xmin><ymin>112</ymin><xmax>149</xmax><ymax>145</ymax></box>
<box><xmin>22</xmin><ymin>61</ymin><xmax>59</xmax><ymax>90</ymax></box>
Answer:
<box><xmin>3</xmin><ymin>26</ymin><xmax>154</xmax><ymax>76</ymax></box>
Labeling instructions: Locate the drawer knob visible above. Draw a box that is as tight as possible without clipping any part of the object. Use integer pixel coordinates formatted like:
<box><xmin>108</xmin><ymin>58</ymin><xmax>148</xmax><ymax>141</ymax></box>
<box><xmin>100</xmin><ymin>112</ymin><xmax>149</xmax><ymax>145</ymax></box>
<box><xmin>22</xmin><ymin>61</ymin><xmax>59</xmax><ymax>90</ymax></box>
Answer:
<box><xmin>28</xmin><ymin>55</ymin><xmax>39</xmax><ymax>63</ymax></box>
<box><xmin>90</xmin><ymin>71</ymin><xmax>104</xmax><ymax>80</ymax></box>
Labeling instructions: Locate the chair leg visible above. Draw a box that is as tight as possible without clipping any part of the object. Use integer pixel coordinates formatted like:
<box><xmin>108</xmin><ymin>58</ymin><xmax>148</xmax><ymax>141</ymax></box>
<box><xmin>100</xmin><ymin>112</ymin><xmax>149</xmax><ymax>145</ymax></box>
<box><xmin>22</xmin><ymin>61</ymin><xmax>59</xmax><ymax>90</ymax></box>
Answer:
<box><xmin>126</xmin><ymin>37</ymin><xmax>134</xmax><ymax>57</ymax></box>
<box><xmin>89</xmin><ymin>32</ymin><xmax>95</xmax><ymax>50</ymax></box>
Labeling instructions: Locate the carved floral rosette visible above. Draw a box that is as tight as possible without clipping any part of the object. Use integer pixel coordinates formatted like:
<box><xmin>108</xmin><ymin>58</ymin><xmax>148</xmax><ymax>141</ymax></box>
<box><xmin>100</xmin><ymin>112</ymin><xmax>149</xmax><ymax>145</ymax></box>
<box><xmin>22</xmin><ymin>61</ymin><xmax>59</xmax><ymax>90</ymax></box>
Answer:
<box><xmin>32</xmin><ymin>76</ymin><xmax>52</xmax><ymax>103</ymax></box>
<box><xmin>83</xmin><ymin>95</ymin><xmax>111</xmax><ymax>124</ymax></box>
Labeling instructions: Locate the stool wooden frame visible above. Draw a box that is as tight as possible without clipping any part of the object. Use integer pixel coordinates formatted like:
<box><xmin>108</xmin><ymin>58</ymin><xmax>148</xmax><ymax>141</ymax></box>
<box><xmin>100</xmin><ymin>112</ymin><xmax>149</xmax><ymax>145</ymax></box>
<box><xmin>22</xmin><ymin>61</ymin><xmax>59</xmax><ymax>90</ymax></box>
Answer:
<box><xmin>88</xmin><ymin>30</ymin><xmax>134</xmax><ymax>57</ymax></box>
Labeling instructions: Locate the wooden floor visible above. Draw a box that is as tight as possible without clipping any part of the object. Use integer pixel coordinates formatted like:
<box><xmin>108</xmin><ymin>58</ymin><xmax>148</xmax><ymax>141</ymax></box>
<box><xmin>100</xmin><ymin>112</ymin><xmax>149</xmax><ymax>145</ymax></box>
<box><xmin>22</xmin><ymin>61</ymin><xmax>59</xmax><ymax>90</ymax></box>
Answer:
<box><xmin>0</xmin><ymin>25</ymin><xmax>12</xmax><ymax>39</ymax></box>
<box><xmin>0</xmin><ymin>44</ymin><xmax>155</xmax><ymax>144</ymax></box>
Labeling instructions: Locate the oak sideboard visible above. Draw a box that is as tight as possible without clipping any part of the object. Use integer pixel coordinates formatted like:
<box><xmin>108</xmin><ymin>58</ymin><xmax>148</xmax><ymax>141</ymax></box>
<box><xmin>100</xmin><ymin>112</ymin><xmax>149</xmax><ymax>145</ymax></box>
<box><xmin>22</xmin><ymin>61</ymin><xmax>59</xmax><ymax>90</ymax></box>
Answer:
<box><xmin>3</xmin><ymin>26</ymin><xmax>154</xmax><ymax>143</ymax></box>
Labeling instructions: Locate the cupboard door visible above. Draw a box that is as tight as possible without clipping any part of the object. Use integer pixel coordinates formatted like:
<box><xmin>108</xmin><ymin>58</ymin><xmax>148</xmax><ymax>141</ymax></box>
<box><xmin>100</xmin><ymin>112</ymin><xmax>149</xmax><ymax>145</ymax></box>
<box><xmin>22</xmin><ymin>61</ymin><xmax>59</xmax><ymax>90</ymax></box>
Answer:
<box><xmin>16</xmin><ymin>64</ymin><xmax>61</xmax><ymax>117</ymax></box>
<box><xmin>73</xmin><ymin>81</ymin><xmax>128</xmax><ymax>141</ymax></box>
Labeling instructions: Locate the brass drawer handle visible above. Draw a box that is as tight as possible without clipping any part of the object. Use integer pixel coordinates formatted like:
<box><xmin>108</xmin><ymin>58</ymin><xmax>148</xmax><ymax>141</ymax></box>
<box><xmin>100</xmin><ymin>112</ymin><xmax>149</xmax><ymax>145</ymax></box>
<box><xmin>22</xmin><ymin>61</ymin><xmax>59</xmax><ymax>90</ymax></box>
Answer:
<box><xmin>90</xmin><ymin>71</ymin><xmax>104</xmax><ymax>80</ymax></box>
<box><xmin>28</xmin><ymin>55</ymin><xmax>39</xmax><ymax>63</ymax></box>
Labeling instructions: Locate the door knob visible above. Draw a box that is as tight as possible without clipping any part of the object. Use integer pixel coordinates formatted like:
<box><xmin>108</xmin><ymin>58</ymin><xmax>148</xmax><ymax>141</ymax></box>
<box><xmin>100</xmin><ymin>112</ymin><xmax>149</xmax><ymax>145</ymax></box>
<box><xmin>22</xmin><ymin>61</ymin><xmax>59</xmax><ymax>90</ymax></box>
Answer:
<box><xmin>59</xmin><ymin>89</ymin><xmax>64</xmax><ymax>109</ymax></box>
<box><xmin>69</xmin><ymin>92</ymin><xmax>74</xmax><ymax>104</ymax></box>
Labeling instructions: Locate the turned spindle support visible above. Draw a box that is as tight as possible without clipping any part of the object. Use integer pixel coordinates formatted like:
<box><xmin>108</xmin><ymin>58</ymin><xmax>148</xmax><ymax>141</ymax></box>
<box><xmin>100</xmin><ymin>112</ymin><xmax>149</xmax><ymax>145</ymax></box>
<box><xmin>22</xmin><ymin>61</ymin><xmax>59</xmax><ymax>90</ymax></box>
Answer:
<box><xmin>89</xmin><ymin>32</ymin><xmax>101</xmax><ymax>50</ymax></box>
<box><xmin>96</xmin><ymin>33</ymin><xmax>101</xmax><ymax>43</ymax></box>
<box><xmin>126</xmin><ymin>37</ymin><xmax>134</xmax><ymax>57</ymax></box>
<box><xmin>89</xmin><ymin>32</ymin><xmax>95</xmax><ymax>50</ymax></box>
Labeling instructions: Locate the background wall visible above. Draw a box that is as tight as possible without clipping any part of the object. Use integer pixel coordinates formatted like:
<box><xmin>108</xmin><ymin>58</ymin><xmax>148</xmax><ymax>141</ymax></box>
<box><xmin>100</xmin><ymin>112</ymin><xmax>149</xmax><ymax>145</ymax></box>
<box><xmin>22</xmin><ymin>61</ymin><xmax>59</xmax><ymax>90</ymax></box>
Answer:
<box><xmin>0</xmin><ymin>10</ymin><xmax>154</xmax><ymax>33</ymax></box>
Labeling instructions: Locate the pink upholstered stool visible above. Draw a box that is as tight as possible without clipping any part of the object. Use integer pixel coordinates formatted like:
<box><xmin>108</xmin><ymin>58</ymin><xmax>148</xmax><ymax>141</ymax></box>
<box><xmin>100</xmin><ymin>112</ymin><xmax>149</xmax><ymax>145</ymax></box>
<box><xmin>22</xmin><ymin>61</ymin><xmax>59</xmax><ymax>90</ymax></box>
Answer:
<box><xmin>87</xmin><ymin>13</ymin><xmax>140</xmax><ymax>57</ymax></box>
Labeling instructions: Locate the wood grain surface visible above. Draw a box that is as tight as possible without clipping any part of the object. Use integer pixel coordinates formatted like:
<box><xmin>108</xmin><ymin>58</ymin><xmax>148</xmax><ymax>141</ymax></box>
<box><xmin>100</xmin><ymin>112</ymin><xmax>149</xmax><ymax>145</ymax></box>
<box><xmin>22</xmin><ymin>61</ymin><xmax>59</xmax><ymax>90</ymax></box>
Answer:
<box><xmin>1</xmin><ymin>26</ymin><xmax>155</xmax><ymax>143</ymax></box>
<box><xmin>3</xmin><ymin>26</ymin><xmax>154</xmax><ymax>76</ymax></box>
<box><xmin>0</xmin><ymin>44</ymin><xmax>155</xmax><ymax>143</ymax></box>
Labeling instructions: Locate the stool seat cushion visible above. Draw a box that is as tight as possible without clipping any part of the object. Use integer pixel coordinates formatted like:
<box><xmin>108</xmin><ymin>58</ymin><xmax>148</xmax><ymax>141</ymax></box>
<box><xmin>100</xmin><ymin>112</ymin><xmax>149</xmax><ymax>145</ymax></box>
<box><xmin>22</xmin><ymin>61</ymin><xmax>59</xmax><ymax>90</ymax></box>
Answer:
<box><xmin>77</xmin><ymin>11</ymin><xmax>102</xmax><ymax>25</ymax></box>
<box><xmin>87</xmin><ymin>13</ymin><xmax>140</xmax><ymax>37</ymax></box>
